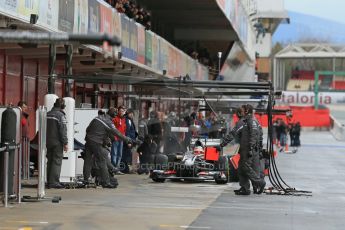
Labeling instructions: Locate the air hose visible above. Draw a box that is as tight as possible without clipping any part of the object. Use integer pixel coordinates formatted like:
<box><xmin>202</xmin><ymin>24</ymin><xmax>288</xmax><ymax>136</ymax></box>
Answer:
<box><xmin>266</xmin><ymin>88</ymin><xmax>312</xmax><ymax>196</ymax></box>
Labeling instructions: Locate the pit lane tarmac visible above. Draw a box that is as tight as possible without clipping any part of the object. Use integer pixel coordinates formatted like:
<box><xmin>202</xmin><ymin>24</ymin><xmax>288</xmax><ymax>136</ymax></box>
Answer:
<box><xmin>1</xmin><ymin>130</ymin><xmax>345</xmax><ymax>230</ymax></box>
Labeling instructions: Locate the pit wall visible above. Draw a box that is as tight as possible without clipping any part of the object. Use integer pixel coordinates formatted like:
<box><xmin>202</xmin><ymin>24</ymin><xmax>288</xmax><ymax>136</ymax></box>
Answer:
<box><xmin>330</xmin><ymin>115</ymin><xmax>345</xmax><ymax>141</ymax></box>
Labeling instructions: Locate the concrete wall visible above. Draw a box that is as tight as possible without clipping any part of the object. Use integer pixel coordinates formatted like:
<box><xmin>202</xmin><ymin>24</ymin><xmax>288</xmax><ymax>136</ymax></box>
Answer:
<box><xmin>254</xmin><ymin>34</ymin><xmax>272</xmax><ymax>57</ymax></box>
<box><xmin>330</xmin><ymin>115</ymin><xmax>345</xmax><ymax>141</ymax></box>
<box><xmin>256</xmin><ymin>0</ymin><xmax>285</xmax><ymax>13</ymax></box>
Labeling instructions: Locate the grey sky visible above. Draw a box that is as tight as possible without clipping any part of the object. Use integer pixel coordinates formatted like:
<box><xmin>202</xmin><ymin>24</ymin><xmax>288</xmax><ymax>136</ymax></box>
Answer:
<box><xmin>285</xmin><ymin>0</ymin><xmax>345</xmax><ymax>24</ymax></box>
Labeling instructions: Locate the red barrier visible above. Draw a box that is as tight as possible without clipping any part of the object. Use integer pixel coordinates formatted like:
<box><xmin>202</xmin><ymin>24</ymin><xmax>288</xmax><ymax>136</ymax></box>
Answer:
<box><xmin>233</xmin><ymin>106</ymin><xmax>330</xmax><ymax>127</ymax></box>
<box><xmin>334</xmin><ymin>81</ymin><xmax>345</xmax><ymax>90</ymax></box>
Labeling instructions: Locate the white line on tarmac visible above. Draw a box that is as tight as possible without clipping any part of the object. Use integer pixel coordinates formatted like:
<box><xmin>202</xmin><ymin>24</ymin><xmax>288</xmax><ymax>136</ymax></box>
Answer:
<box><xmin>126</xmin><ymin>204</ymin><xmax>205</xmax><ymax>210</ymax></box>
<box><xmin>143</xmin><ymin>204</ymin><xmax>322</xmax><ymax>215</ymax></box>
<box><xmin>180</xmin><ymin>226</ymin><xmax>211</xmax><ymax>229</ymax></box>
<box><xmin>6</xmin><ymin>221</ymin><xmax>48</xmax><ymax>224</ymax></box>
<box><xmin>208</xmin><ymin>204</ymin><xmax>322</xmax><ymax>214</ymax></box>
<box><xmin>160</xmin><ymin>225</ymin><xmax>211</xmax><ymax>229</ymax></box>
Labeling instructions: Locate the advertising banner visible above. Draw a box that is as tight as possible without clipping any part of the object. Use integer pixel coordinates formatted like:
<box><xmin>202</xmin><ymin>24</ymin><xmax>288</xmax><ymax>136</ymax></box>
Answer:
<box><xmin>185</xmin><ymin>56</ymin><xmax>192</xmax><ymax>77</ymax></box>
<box><xmin>230</xmin><ymin>0</ymin><xmax>238</xmax><ymax>29</ymax></box>
<box><xmin>216</xmin><ymin>0</ymin><xmax>226</xmax><ymax>11</ymax></box>
<box><xmin>158</xmin><ymin>38</ymin><xmax>171</xmax><ymax>75</ymax></box>
<box><xmin>73</xmin><ymin>0</ymin><xmax>88</xmax><ymax>34</ymax></box>
<box><xmin>0</xmin><ymin>0</ymin><xmax>18</xmax><ymax>16</ymax></box>
<box><xmin>121</xmin><ymin>14</ymin><xmax>130</xmax><ymax>59</ymax></box>
<box><xmin>202</xmin><ymin>66</ymin><xmax>209</xmax><ymax>80</ymax></box>
<box><xmin>172</xmin><ymin>47</ymin><xmax>178</xmax><ymax>76</ymax></box>
<box><xmin>17</xmin><ymin>0</ymin><xmax>39</xmax><ymax>18</ymax></box>
<box><xmin>58</xmin><ymin>0</ymin><xmax>74</xmax><ymax>33</ymax></box>
<box><xmin>163</xmin><ymin>41</ymin><xmax>169</xmax><ymax>74</ymax></box>
<box><xmin>151</xmin><ymin>34</ymin><xmax>158</xmax><ymax>71</ymax></box>
<box><xmin>238</xmin><ymin>5</ymin><xmax>247</xmax><ymax>44</ymax></box>
<box><xmin>88</xmin><ymin>0</ymin><xmax>100</xmax><ymax>33</ymax></box>
<box><xmin>111</xmin><ymin>9</ymin><xmax>121</xmax><ymax>56</ymax></box>
<box><xmin>225</xmin><ymin>0</ymin><xmax>248</xmax><ymax>50</ymax></box>
<box><xmin>280</xmin><ymin>91</ymin><xmax>345</xmax><ymax>105</ymax></box>
<box><xmin>112</xmin><ymin>10</ymin><xmax>121</xmax><ymax>39</ymax></box>
<box><xmin>129</xmin><ymin>20</ymin><xmax>137</xmax><ymax>61</ymax></box>
<box><xmin>157</xmin><ymin>37</ymin><xmax>162</xmax><ymax>71</ymax></box>
<box><xmin>180</xmin><ymin>53</ymin><xmax>187</xmax><ymax>76</ymax></box>
<box><xmin>225</xmin><ymin>0</ymin><xmax>231</xmax><ymax>19</ymax></box>
<box><xmin>112</xmin><ymin>9</ymin><xmax>121</xmax><ymax>54</ymax></box>
<box><xmin>37</xmin><ymin>0</ymin><xmax>58</xmax><ymax>30</ymax></box>
<box><xmin>196</xmin><ymin>63</ymin><xmax>203</xmax><ymax>81</ymax></box>
<box><xmin>167</xmin><ymin>45</ymin><xmax>172</xmax><ymax>76</ymax></box>
<box><xmin>99</xmin><ymin>2</ymin><xmax>112</xmax><ymax>52</ymax></box>
<box><xmin>145</xmin><ymin>30</ymin><xmax>152</xmax><ymax>67</ymax></box>
<box><xmin>190</xmin><ymin>61</ymin><xmax>197</xmax><ymax>80</ymax></box>
<box><xmin>137</xmin><ymin>23</ymin><xmax>145</xmax><ymax>64</ymax></box>
<box><xmin>185</xmin><ymin>58</ymin><xmax>190</xmax><ymax>79</ymax></box>
<box><xmin>176</xmin><ymin>50</ymin><xmax>182</xmax><ymax>77</ymax></box>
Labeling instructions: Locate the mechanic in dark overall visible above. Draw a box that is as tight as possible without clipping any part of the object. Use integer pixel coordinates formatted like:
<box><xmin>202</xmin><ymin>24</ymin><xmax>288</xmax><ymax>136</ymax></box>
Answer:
<box><xmin>221</xmin><ymin>105</ymin><xmax>265</xmax><ymax>195</ymax></box>
<box><xmin>83</xmin><ymin>108</ymin><xmax>134</xmax><ymax>188</ymax></box>
<box><xmin>245</xmin><ymin>104</ymin><xmax>265</xmax><ymax>194</ymax></box>
<box><xmin>83</xmin><ymin>110</ymin><xmax>107</xmax><ymax>184</ymax></box>
<box><xmin>46</xmin><ymin>98</ymin><xmax>68</xmax><ymax>189</ymax></box>
<box><xmin>147</xmin><ymin>111</ymin><xmax>163</xmax><ymax>147</ymax></box>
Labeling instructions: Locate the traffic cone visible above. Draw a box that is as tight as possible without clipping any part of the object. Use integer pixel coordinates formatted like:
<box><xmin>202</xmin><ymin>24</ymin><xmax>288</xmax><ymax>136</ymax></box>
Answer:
<box><xmin>284</xmin><ymin>143</ymin><xmax>289</xmax><ymax>152</ymax></box>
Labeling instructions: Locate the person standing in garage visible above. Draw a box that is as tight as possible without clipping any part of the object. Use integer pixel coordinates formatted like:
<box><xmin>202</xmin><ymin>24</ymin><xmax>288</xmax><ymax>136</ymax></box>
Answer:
<box><xmin>46</xmin><ymin>98</ymin><xmax>68</xmax><ymax>189</ymax></box>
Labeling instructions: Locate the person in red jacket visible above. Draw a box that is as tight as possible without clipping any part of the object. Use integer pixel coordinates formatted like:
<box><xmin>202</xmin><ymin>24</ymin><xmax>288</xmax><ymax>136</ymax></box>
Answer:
<box><xmin>18</xmin><ymin>101</ymin><xmax>30</xmax><ymax>177</ymax></box>
<box><xmin>18</xmin><ymin>101</ymin><xmax>29</xmax><ymax>139</ymax></box>
<box><xmin>111</xmin><ymin>105</ymin><xmax>130</xmax><ymax>173</ymax></box>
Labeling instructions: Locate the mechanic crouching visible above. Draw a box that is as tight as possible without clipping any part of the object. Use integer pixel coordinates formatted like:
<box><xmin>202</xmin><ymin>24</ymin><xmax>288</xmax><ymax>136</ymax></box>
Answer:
<box><xmin>220</xmin><ymin>105</ymin><xmax>265</xmax><ymax>195</ymax></box>
<box><xmin>83</xmin><ymin>108</ymin><xmax>134</xmax><ymax>188</ymax></box>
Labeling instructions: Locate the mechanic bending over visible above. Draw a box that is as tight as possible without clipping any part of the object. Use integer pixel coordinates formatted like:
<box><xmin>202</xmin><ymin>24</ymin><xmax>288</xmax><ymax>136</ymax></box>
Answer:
<box><xmin>83</xmin><ymin>108</ymin><xmax>134</xmax><ymax>188</ymax></box>
<box><xmin>220</xmin><ymin>105</ymin><xmax>266</xmax><ymax>195</ymax></box>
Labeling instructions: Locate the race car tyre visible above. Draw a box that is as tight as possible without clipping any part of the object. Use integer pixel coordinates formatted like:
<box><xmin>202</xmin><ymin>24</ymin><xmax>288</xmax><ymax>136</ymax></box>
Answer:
<box><xmin>152</xmin><ymin>177</ymin><xmax>166</xmax><ymax>183</ymax></box>
<box><xmin>215</xmin><ymin>156</ymin><xmax>229</xmax><ymax>184</ymax></box>
<box><xmin>151</xmin><ymin>171</ymin><xmax>166</xmax><ymax>183</ymax></box>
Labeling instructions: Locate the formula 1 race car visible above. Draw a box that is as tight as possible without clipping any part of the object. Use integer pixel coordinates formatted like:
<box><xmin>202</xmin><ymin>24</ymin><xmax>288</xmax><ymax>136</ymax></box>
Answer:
<box><xmin>150</xmin><ymin>138</ymin><xmax>239</xmax><ymax>184</ymax></box>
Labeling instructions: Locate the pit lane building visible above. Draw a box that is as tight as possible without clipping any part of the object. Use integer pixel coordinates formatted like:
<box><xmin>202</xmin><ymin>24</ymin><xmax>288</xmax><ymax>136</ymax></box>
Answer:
<box><xmin>0</xmin><ymin>0</ymin><xmax>288</xmax><ymax>138</ymax></box>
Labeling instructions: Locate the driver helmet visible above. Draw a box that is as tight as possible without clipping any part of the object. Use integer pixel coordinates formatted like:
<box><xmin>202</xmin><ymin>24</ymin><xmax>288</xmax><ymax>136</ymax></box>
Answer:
<box><xmin>193</xmin><ymin>146</ymin><xmax>204</xmax><ymax>155</ymax></box>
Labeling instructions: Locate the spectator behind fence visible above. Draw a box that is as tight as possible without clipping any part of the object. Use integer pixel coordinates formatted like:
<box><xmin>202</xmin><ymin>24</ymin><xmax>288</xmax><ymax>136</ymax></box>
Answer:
<box><xmin>107</xmin><ymin>0</ymin><xmax>151</xmax><ymax>30</ymax></box>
